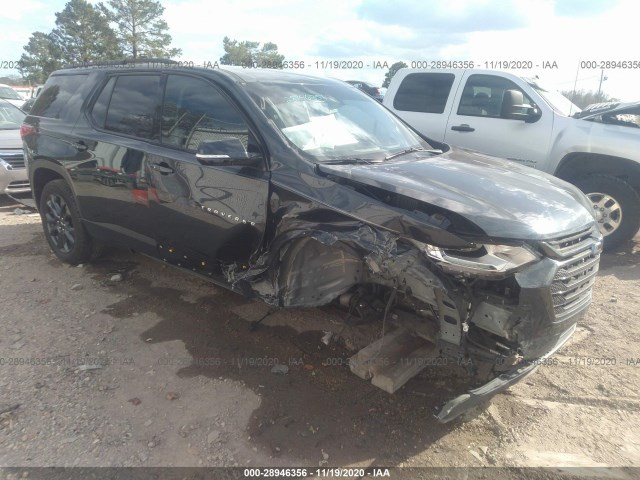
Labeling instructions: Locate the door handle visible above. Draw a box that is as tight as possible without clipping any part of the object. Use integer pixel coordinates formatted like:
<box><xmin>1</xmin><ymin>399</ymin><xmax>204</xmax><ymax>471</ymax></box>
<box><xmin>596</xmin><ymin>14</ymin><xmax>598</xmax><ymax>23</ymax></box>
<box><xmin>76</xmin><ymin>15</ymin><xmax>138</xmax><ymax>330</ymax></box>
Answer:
<box><xmin>451</xmin><ymin>124</ymin><xmax>475</xmax><ymax>132</ymax></box>
<box><xmin>150</xmin><ymin>162</ymin><xmax>175</xmax><ymax>175</ymax></box>
<box><xmin>73</xmin><ymin>141</ymin><xmax>88</xmax><ymax>151</ymax></box>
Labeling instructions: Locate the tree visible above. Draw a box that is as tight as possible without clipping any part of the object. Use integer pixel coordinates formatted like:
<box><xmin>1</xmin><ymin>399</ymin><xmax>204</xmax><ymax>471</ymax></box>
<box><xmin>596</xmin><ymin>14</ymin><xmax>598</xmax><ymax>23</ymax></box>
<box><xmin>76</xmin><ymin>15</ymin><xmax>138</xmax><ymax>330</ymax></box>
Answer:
<box><xmin>561</xmin><ymin>89</ymin><xmax>618</xmax><ymax>109</ymax></box>
<box><xmin>382</xmin><ymin>61</ymin><xmax>407</xmax><ymax>88</ymax></box>
<box><xmin>254</xmin><ymin>42</ymin><xmax>285</xmax><ymax>67</ymax></box>
<box><xmin>19</xmin><ymin>32</ymin><xmax>64</xmax><ymax>83</ymax></box>
<box><xmin>51</xmin><ymin>0</ymin><xmax>121</xmax><ymax>65</ymax></box>
<box><xmin>220</xmin><ymin>37</ymin><xmax>284</xmax><ymax>67</ymax></box>
<box><xmin>220</xmin><ymin>37</ymin><xmax>259</xmax><ymax>66</ymax></box>
<box><xmin>100</xmin><ymin>0</ymin><xmax>182</xmax><ymax>59</ymax></box>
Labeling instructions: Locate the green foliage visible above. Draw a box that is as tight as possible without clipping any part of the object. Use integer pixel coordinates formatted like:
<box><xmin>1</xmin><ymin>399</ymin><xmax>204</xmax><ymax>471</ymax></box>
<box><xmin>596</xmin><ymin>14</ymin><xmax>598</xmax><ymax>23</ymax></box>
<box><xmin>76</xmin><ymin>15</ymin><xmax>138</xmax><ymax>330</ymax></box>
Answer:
<box><xmin>220</xmin><ymin>37</ymin><xmax>284</xmax><ymax>67</ymax></box>
<box><xmin>382</xmin><ymin>61</ymin><xmax>408</xmax><ymax>88</ymax></box>
<box><xmin>19</xmin><ymin>32</ymin><xmax>63</xmax><ymax>84</ymax></box>
<box><xmin>100</xmin><ymin>0</ymin><xmax>182</xmax><ymax>59</ymax></box>
<box><xmin>51</xmin><ymin>0</ymin><xmax>121</xmax><ymax>65</ymax></box>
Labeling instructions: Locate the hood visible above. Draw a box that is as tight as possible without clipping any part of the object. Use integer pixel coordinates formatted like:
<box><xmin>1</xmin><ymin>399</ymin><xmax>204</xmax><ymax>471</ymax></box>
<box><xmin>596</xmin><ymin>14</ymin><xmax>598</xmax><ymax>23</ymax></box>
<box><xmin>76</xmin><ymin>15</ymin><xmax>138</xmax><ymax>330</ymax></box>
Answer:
<box><xmin>0</xmin><ymin>129</ymin><xmax>23</xmax><ymax>150</ymax></box>
<box><xmin>317</xmin><ymin>148</ymin><xmax>596</xmax><ymax>240</ymax></box>
<box><xmin>574</xmin><ymin>101</ymin><xmax>640</xmax><ymax>119</ymax></box>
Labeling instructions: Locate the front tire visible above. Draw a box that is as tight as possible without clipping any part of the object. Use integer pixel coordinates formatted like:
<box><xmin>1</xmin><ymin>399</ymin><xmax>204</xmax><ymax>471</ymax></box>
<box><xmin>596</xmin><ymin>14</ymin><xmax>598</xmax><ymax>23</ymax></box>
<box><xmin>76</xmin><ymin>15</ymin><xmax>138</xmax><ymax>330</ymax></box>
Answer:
<box><xmin>39</xmin><ymin>179</ymin><xmax>100</xmax><ymax>264</ymax></box>
<box><xmin>573</xmin><ymin>174</ymin><xmax>640</xmax><ymax>251</ymax></box>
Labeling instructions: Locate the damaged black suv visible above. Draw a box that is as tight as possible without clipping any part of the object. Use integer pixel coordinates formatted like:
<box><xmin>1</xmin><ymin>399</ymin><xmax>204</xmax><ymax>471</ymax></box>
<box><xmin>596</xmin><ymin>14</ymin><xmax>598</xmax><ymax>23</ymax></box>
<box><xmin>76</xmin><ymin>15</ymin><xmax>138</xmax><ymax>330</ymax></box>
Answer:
<box><xmin>22</xmin><ymin>60</ymin><xmax>602</xmax><ymax>422</ymax></box>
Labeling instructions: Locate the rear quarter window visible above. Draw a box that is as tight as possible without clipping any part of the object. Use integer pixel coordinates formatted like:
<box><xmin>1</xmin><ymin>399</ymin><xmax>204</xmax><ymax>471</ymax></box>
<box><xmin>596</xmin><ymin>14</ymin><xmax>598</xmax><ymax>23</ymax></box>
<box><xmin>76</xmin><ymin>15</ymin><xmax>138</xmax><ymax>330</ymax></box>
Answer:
<box><xmin>30</xmin><ymin>74</ymin><xmax>88</xmax><ymax>119</ymax></box>
<box><xmin>393</xmin><ymin>73</ymin><xmax>455</xmax><ymax>114</ymax></box>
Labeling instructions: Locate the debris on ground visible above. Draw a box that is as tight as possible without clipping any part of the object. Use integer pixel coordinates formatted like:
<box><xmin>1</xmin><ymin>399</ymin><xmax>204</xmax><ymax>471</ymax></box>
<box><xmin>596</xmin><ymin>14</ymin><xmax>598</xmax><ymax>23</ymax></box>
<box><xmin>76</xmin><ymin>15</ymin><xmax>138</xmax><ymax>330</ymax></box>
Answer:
<box><xmin>0</xmin><ymin>404</ymin><xmax>20</xmax><ymax>415</ymax></box>
<box><xmin>270</xmin><ymin>364</ymin><xmax>289</xmax><ymax>375</ymax></box>
<box><xmin>78</xmin><ymin>364</ymin><xmax>103</xmax><ymax>371</ymax></box>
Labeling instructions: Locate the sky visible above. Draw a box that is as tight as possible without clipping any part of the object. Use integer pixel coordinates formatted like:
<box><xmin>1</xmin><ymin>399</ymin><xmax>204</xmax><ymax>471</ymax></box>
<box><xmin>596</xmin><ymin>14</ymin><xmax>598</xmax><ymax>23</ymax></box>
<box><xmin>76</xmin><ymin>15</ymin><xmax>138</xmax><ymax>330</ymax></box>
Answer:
<box><xmin>1</xmin><ymin>0</ymin><xmax>638</xmax><ymax>101</ymax></box>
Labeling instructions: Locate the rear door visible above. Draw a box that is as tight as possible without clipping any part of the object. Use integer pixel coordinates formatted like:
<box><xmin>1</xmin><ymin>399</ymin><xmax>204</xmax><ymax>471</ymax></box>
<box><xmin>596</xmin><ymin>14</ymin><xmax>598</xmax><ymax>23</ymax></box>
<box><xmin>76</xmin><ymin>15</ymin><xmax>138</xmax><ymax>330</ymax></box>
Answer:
<box><xmin>444</xmin><ymin>72</ymin><xmax>553</xmax><ymax>167</ymax></box>
<box><xmin>70</xmin><ymin>73</ymin><xmax>162</xmax><ymax>254</ymax></box>
<box><xmin>148</xmin><ymin>73</ymin><xmax>269</xmax><ymax>276</ymax></box>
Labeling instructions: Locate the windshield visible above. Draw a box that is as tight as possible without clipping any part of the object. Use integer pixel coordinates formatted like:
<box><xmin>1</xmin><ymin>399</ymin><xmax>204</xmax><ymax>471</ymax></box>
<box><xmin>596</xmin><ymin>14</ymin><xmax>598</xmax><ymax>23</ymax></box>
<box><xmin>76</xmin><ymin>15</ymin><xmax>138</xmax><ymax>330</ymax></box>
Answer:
<box><xmin>525</xmin><ymin>79</ymin><xmax>580</xmax><ymax>117</ymax></box>
<box><xmin>244</xmin><ymin>81</ymin><xmax>431</xmax><ymax>162</ymax></box>
<box><xmin>0</xmin><ymin>101</ymin><xmax>26</xmax><ymax>129</ymax></box>
<box><xmin>0</xmin><ymin>86</ymin><xmax>23</xmax><ymax>101</ymax></box>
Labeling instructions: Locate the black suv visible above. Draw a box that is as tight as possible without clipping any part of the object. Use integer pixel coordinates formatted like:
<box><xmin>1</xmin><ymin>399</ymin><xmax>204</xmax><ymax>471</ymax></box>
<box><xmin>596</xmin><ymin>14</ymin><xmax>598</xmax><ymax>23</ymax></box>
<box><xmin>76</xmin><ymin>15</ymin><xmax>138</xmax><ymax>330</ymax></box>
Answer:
<box><xmin>22</xmin><ymin>61</ymin><xmax>601</xmax><ymax>422</ymax></box>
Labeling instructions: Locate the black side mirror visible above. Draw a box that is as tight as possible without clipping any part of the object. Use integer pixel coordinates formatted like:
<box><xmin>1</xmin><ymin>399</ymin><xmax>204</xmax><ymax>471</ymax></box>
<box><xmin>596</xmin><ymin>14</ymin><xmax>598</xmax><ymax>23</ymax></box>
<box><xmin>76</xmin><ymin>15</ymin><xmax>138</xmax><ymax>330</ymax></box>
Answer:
<box><xmin>501</xmin><ymin>89</ymin><xmax>541</xmax><ymax>123</ymax></box>
<box><xmin>195</xmin><ymin>138</ymin><xmax>261</xmax><ymax>166</ymax></box>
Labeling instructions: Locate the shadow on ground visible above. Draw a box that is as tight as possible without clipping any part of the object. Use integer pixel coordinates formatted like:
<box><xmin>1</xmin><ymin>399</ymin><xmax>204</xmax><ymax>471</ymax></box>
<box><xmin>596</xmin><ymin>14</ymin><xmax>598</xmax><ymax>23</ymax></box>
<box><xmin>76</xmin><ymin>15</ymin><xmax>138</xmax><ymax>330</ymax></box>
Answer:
<box><xmin>84</xmin><ymin>254</ymin><xmax>483</xmax><ymax>466</ymax></box>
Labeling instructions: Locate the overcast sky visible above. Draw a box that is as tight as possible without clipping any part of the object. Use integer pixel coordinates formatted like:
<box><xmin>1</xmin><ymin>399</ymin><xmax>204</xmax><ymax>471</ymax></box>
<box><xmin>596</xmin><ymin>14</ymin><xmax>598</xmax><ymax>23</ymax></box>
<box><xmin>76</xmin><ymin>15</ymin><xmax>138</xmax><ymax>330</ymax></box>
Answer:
<box><xmin>1</xmin><ymin>0</ymin><xmax>638</xmax><ymax>101</ymax></box>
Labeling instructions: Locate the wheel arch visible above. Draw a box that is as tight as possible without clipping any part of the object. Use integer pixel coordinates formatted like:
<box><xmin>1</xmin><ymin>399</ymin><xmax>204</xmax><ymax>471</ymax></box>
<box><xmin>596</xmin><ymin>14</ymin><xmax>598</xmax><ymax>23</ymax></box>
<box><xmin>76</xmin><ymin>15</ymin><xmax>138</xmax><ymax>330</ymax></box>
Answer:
<box><xmin>555</xmin><ymin>152</ymin><xmax>640</xmax><ymax>192</ymax></box>
<box><xmin>32</xmin><ymin>165</ymin><xmax>69</xmax><ymax>210</ymax></box>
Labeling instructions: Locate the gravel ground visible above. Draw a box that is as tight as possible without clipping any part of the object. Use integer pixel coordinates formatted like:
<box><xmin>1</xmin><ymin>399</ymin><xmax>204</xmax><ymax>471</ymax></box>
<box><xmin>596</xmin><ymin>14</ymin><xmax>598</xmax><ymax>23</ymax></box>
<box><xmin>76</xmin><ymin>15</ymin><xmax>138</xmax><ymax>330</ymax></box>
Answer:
<box><xmin>1</xmin><ymin>195</ymin><xmax>639</xmax><ymax>475</ymax></box>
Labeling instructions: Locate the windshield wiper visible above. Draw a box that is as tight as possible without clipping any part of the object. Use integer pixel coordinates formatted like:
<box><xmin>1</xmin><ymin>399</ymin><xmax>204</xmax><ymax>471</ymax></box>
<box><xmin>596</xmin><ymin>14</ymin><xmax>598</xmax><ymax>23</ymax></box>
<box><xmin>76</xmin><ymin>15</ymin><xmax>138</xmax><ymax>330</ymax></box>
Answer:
<box><xmin>320</xmin><ymin>158</ymin><xmax>383</xmax><ymax>165</ymax></box>
<box><xmin>385</xmin><ymin>147</ymin><xmax>442</xmax><ymax>161</ymax></box>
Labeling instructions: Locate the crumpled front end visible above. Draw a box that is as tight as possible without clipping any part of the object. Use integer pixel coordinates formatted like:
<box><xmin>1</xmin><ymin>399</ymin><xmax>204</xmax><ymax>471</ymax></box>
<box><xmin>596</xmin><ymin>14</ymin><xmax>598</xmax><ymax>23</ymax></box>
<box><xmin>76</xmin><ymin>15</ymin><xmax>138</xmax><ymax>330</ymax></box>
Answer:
<box><xmin>224</xmin><ymin>180</ymin><xmax>601</xmax><ymax>422</ymax></box>
<box><xmin>435</xmin><ymin>226</ymin><xmax>602</xmax><ymax>422</ymax></box>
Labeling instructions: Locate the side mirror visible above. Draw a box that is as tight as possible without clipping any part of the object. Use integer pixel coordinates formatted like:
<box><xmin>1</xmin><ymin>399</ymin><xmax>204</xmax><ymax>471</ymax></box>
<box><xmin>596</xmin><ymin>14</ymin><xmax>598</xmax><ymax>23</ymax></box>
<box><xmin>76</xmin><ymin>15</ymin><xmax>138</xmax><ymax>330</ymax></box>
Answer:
<box><xmin>195</xmin><ymin>138</ymin><xmax>261</xmax><ymax>166</ymax></box>
<box><xmin>501</xmin><ymin>89</ymin><xmax>541</xmax><ymax>123</ymax></box>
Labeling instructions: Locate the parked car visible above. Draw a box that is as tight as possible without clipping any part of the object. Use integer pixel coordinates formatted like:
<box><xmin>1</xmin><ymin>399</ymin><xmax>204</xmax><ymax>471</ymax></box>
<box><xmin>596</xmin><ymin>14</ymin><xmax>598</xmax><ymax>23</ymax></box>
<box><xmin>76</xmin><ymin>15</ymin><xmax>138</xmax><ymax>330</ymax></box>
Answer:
<box><xmin>383</xmin><ymin>69</ymin><xmax>640</xmax><ymax>250</ymax></box>
<box><xmin>0</xmin><ymin>99</ymin><xmax>29</xmax><ymax>196</ymax></box>
<box><xmin>346</xmin><ymin>80</ymin><xmax>384</xmax><ymax>101</ymax></box>
<box><xmin>23</xmin><ymin>62</ymin><xmax>601</xmax><ymax>422</ymax></box>
<box><xmin>0</xmin><ymin>84</ymin><xmax>26</xmax><ymax>108</ymax></box>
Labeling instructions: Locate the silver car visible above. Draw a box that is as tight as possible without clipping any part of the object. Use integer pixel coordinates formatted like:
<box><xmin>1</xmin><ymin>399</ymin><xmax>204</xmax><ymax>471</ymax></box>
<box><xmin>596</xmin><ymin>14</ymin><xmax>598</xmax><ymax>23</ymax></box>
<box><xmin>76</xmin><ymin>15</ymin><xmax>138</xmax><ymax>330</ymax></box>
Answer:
<box><xmin>0</xmin><ymin>99</ymin><xmax>29</xmax><ymax>196</ymax></box>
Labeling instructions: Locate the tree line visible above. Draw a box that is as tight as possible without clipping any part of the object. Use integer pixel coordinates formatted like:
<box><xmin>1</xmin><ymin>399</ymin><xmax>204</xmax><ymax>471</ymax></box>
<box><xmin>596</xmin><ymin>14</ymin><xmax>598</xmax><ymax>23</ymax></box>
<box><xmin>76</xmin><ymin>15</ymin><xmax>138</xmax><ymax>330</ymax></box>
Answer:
<box><xmin>19</xmin><ymin>0</ymin><xmax>182</xmax><ymax>83</ymax></box>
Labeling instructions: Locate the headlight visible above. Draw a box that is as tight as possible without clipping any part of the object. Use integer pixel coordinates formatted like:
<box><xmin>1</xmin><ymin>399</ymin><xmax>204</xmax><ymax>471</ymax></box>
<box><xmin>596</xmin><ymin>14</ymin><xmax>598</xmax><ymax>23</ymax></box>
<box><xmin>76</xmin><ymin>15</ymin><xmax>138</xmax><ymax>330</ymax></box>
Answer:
<box><xmin>424</xmin><ymin>243</ymin><xmax>539</xmax><ymax>278</ymax></box>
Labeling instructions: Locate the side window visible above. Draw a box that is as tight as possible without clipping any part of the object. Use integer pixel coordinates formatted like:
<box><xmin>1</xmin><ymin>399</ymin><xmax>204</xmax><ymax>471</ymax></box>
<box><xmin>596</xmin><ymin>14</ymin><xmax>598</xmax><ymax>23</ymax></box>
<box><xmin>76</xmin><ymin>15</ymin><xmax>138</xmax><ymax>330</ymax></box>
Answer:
<box><xmin>90</xmin><ymin>77</ymin><xmax>116</xmax><ymax>129</ymax></box>
<box><xmin>161</xmin><ymin>75</ymin><xmax>249</xmax><ymax>152</ymax></box>
<box><xmin>457</xmin><ymin>74</ymin><xmax>535</xmax><ymax>118</ymax></box>
<box><xmin>393</xmin><ymin>73</ymin><xmax>455</xmax><ymax>114</ymax></box>
<box><xmin>30</xmin><ymin>74</ymin><xmax>88</xmax><ymax>119</ymax></box>
<box><xmin>104</xmin><ymin>75</ymin><xmax>162</xmax><ymax>139</ymax></box>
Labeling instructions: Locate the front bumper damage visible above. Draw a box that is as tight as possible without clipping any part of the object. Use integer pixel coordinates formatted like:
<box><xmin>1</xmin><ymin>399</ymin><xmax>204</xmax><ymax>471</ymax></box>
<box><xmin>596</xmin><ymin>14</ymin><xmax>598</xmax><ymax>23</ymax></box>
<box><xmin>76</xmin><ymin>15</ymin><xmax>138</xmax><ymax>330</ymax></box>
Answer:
<box><xmin>226</xmin><ymin>187</ymin><xmax>601</xmax><ymax>423</ymax></box>
<box><xmin>435</xmin><ymin>322</ymin><xmax>576</xmax><ymax>423</ymax></box>
<box><xmin>434</xmin><ymin>227</ymin><xmax>601</xmax><ymax>422</ymax></box>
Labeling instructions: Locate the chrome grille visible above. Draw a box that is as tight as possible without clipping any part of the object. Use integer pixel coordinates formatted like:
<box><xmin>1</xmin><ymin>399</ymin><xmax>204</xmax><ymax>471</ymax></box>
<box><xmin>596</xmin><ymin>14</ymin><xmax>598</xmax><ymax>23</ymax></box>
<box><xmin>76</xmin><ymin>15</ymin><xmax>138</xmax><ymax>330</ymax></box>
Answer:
<box><xmin>7</xmin><ymin>180</ymin><xmax>30</xmax><ymax>190</ymax></box>
<box><xmin>541</xmin><ymin>226</ymin><xmax>602</xmax><ymax>320</ymax></box>
<box><xmin>1</xmin><ymin>153</ymin><xmax>25</xmax><ymax>169</ymax></box>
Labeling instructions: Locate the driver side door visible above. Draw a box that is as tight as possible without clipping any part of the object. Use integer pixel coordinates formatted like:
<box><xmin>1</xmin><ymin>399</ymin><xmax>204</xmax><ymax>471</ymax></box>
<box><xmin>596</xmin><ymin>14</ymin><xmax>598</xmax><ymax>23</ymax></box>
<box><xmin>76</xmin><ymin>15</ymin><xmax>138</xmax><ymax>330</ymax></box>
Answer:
<box><xmin>148</xmin><ymin>74</ymin><xmax>269</xmax><ymax>278</ymax></box>
<box><xmin>444</xmin><ymin>72</ymin><xmax>552</xmax><ymax>168</ymax></box>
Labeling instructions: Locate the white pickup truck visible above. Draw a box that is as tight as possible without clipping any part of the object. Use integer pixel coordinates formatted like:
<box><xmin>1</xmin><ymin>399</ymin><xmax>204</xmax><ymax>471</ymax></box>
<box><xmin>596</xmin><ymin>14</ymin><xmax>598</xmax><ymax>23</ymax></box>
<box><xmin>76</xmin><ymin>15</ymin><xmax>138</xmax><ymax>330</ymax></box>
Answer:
<box><xmin>383</xmin><ymin>68</ymin><xmax>640</xmax><ymax>250</ymax></box>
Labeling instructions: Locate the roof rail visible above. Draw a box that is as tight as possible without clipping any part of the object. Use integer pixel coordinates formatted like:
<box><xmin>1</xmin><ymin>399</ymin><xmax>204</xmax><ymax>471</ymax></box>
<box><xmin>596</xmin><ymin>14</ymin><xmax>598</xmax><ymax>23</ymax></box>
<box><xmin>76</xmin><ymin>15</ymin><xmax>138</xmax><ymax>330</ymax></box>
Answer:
<box><xmin>64</xmin><ymin>58</ymin><xmax>179</xmax><ymax>69</ymax></box>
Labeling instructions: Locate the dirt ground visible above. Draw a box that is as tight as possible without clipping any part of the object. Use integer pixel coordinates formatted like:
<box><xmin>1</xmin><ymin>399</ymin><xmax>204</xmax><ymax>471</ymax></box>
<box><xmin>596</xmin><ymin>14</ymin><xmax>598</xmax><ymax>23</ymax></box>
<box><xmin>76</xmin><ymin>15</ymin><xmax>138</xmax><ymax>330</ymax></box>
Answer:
<box><xmin>1</xmin><ymin>195</ymin><xmax>639</xmax><ymax>475</ymax></box>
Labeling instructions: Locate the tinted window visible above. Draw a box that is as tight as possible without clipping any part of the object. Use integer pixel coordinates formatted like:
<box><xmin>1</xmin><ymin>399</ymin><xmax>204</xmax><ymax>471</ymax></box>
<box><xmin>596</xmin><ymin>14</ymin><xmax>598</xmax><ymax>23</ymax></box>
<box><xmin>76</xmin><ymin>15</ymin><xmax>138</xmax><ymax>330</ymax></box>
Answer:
<box><xmin>161</xmin><ymin>75</ymin><xmax>248</xmax><ymax>151</ymax></box>
<box><xmin>90</xmin><ymin>77</ymin><xmax>116</xmax><ymax>129</ymax></box>
<box><xmin>30</xmin><ymin>74</ymin><xmax>88</xmax><ymax>119</ymax></box>
<box><xmin>457</xmin><ymin>74</ymin><xmax>535</xmax><ymax>118</ymax></box>
<box><xmin>105</xmin><ymin>75</ymin><xmax>162</xmax><ymax>139</ymax></box>
<box><xmin>393</xmin><ymin>73</ymin><xmax>455</xmax><ymax>113</ymax></box>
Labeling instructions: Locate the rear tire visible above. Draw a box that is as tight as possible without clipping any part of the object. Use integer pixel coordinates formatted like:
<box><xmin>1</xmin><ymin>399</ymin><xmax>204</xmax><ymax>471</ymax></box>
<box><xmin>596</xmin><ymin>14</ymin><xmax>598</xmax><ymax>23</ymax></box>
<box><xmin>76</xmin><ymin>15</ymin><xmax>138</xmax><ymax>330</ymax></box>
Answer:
<box><xmin>573</xmin><ymin>174</ymin><xmax>640</xmax><ymax>251</ymax></box>
<box><xmin>39</xmin><ymin>179</ymin><xmax>101</xmax><ymax>264</ymax></box>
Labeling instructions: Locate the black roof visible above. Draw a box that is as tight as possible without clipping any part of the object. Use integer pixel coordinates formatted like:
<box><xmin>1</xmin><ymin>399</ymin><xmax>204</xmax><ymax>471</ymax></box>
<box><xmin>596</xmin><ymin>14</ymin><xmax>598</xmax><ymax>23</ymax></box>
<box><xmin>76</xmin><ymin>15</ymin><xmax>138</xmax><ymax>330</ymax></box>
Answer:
<box><xmin>53</xmin><ymin>61</ymin><xmax>336</xmax><ymax>85</ymax></box>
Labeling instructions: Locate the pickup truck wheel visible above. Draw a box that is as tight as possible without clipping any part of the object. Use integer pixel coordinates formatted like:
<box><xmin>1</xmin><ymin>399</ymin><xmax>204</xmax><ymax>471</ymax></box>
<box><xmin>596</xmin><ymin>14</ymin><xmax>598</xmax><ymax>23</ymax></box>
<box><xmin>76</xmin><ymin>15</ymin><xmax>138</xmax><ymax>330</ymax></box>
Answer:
<box><xmin>39</xmin><ymin>179</ymin><xmax>101</xmax><ymax>264</ymax></box>
<box><xmin>573</xmin><ymin>175</ymin><xmax>640</xmax><ymax>251</ymax></box>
